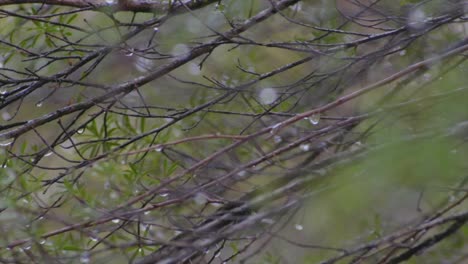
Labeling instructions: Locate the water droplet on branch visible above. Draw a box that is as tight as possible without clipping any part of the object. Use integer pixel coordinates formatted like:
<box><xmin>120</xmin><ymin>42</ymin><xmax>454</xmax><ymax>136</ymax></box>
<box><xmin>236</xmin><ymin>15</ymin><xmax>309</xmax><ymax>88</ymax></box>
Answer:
<box><xmin>308</xmin><ymin>114</ymin><xmax>320</xmax><ymax>125</ymax></box>
<box><xmin>300</xmin><ymin>144</ymin><xmax>310</xmax><ymax>151</ymax></box>
<box><xmin>259</xmin><ymin>88</ymin><xmax>278</xmax><ymax>105</ymax></box>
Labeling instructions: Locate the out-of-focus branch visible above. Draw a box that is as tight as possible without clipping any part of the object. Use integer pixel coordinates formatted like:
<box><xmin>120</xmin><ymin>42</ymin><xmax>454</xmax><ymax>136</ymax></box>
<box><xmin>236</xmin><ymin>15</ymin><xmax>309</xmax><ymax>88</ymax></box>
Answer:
<box><xmin>0</xmin><ymin>0</ymin><xmax>217</xmax><ymax>13</ymax></box>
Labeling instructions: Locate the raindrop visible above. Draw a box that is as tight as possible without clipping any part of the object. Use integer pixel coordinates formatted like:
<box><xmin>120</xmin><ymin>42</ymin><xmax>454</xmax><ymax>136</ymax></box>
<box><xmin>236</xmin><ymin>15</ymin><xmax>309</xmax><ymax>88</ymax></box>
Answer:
<box><xmin>194</xmin><ymin>193</ymin><xmax>207</xmax><ymax>205</ymax></box>
<box><xmin>159</xmin><ymin>193</ymin><xmax>169</xmax><ymax>197</ymax></box>
<box><xmin>105</xmin><ymin>0</ymin><xmax>114</xmax><ymax>3</ymax></box>
<box><xmin>80</xmin><ymin>252</ymin><xmax>91</xmax><ymax>263</ymax></box>
<box><xmin>273</xmin><ymin>135</ymin><xmax>282</xmax><ymax>143</ymax></box>
<box><xmin>270</xmin><ymin>123</ymin><xmax>282</xmax><ymax>134</ymax></box>
<box><xmin>90</xmin><ymin>236</ymin><xmax>98</xmax><ymax>242</ymax></box>
<box><xmin>422</xmin><ymin>73</ymin><xmax>431</xmax><ymax>81</ymax></box>
<box><xmin>399</xmin><ymin>50</ymin><xmax>406</xmax><ymax>56</ymax></box>
<box><xmin>44</xmin><ymin>151</ymin><xmax>53</xmax><ymax>157</ymax></box>
<box><xmin>153</xmin><ymin>27</ymin><xmax>159</xmax><ymax>32</ymax></box>
<box><xmin>237</xmin><ymin>170</ymin><xmax>247</xmax><ymax>177</ymax></box>
<box><xmin>215</xmin><ymin>252</ymin><xmax>221</xmax><ymax>258</ymax></box>
<box><xmin>111</xmin><ymin>218</ymin><xmax>120</xmax><ymax>224</ymax></box>
<box><xmin>76</xmin><ymin>128</ymin><xmax>85</xmax><ymax>134</ymax></box>
<box><xmin>124</xmin><ymin>48</ymin><xmax>134</xmax><ymax>57</ymax></box>
<box><xmin>261</xmin><ymin>218</ymin><xmax>275</xmax><ymax>225</ymax></box>
<box><xmin>188</xmin><ymin>63</ymin><xmax>201</xmax><ymax>76</ymax></box>
<box><xmin>407</xmin><ymin>8</ymin><xmax>426</xmax><ymax>29</ymax></box>
<box><xmin>0</xmin><ymin>138</ymin><xmax>13</xmax><ymax>147</ymax></box>
<box><xmin>35</xmin><ymin>102</ymin><xmax>43</xmax><ymax>107</ymax></box>
<box><xmin>135</xmin><ymin>57</ymin><xmax>153</xmax><ymax>73</ymax></box>
<box><xmin>171</xmin><ymin>44</ymin><xmax>189</xmax><ymax>56</ymax></box>
<box><xmin>0</xmin><ymin>88</ymin><xmax>6</xmax><ymax>95</ymax></box>
<box><xmin>23</xmin><ymin>244</ymin><xmax>32</xmax><ymax>250</ymax></box>
<box><xmin>155</xmin><ymin>146</ymin><xmax>163</xmax><ymax>152</ymax></box>
<box><xmin>144</xmin><ymin>211</ymin><xmax>150</xmax><ymax>215</ymax></box>
<box><xmin>300</xmin><ymin>144</ymin><xmax>310</xmax><ymax>151</ymax></box>
<box><xmin>39</xmin><ymin>239</ymin><xmax>46</xmax><ymax>245</ymax></box>
<box><xmin>1</xmin><ymin>111</ymin><xmax>11</xmax><ymax>121</ymax></box>
<box><xmin>308</xmin><ymin>114</ymin><xmax>320</xmax><ymax>125</ymax></box>
<box><xmin>289</xmin><ymin>2</ymin><xmax>303</xmax><ymax>11</ymax></box>
<box><xmin>258</xmin><ymin>88</ymin><xmax>278</xmax><ymax>105</ymax></box>
<box><xmin>295</xmin><ymin>224</ymin><xmax>303</xmax><ymax>231</ymax></box>
<box><xmin>110</xmin><ymin>191</ymin><xmax>119</xmax><ymax>199</ymax></box>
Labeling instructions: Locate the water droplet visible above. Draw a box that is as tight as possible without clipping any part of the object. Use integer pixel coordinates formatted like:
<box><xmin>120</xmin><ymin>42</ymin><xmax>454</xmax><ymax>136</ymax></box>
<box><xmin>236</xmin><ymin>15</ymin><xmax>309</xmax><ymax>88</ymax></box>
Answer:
<box><xmin>23</xmin><ymin>244</ymin><xmax>32</xmax><ymax>250</ymax></box>
<box><xmin>295</xmin><ymin>224</ymin><xmax>303</xmax><ymax>230</ymax></box>
<box><xmin>300</xmin><ymin>144</ymin><xmax>310</xmax><ymax>151</ymax></box>
<box><xmin>270</xmin><ymin>123</ymin><xmax>282</xmax><ymax>134</ymax></box>
<box><xmin>159</xmin><ymin>193</ymin><xmax>169</xmax><ymax>197</ymax></box>
<box><xmin>0</xmin><ymin>138</ymin><xmax>14</xmax><ymax>147</ymax></box>
<box><xmin>171</xmin><ymin>44</ymin><xmax>189</xmax><ymax>56</ymax></box>
<box><xmin>135</xmin><ymin>56</ymin><xmax>153</xmax><ymax>73</ymax></box>
<box><xmin>124</xmin><ymin>49</ymin><xmax>134</xmax><ymax>57</ymax></box>
<box><xmin>261</xmin><ymin>218</ymin><xmax>275</xmax><ymax>225</ymax></box>
<box><xmin>90</xmin><ymin>236</ymin><xmax>98</xmax><ymax>242</ymax></box>
<box><xmin>309</xmin><ymin>114</ymin><xmax>320</xmax><ymax>125</ymax></box>
<box><xmin>193</xmin><ymin>193</ymin><xmax>207</xmax><ymax>205</ymax></box>
<box><xmin>407</xmin><ymin>8</ymin><xmax>426</xmax><ymax>29</ymax></box>
<box><xmin>188</xmin><ymin>62</ymin><xmax>201</xmax><ymax>76</ymax></box>
<box><xmin>422</xmin><ymin>73</ymin><xmax>431</xmax><ymax>81</ymax></box>
<box><xmin>76</xmin><ymin>128</ymin><xmax>85</xmax><ymax>134</ymax></box>
<box><xmin>111</xmin><ymin>218</ymin><xmax>120</xmax><ymax>224</ymax></box>
<box><xmin>80</xmin><ymin>252</ymin><xmax>90</xmax><ymax>263</ymax></box>
<box><xmin>105</xmin><ymin>0</ymin><xmax>114</xmax><ymax>3</ymax></box>
<box><xmin>215</xmin><ymin>252</ymin><xmax>221</xmax><ymax>258</ymax></box>
<box><xmin>1</xmin><ymin>111</ymin><xmax>11</xmax><ymax>121</ymax></box>
<box><xmin>258</xmin><ymin>88</ymin><xmax>278</xmax><ymax>105</ymax></box>
<box><xmin>153</xmin><ymin>27</ymin><xmax>159</xmax><ymax>32</ymax></box>
<box><xmin>273</xmin><ymin>135</ymin><xmax>282</xmax><ymax>143</ymax></box>
<box><xmin>35</xmin><ymin>102</ymin><xmax>43</xmax><ymax>107</ymax></box>
<box><xmin>44</xmin><ymin>151</ymin><xmax>53</xmax><ymax>157</ymax></box>
<box><xmin>399</xmin><ymin>50</ymin><xmax>406</xmax><ymax>56</ymax></box>
<box><xmin>449</xmin><ymin>195</ymin><xmax>456</xmax><ymax>202</ymax></box>
<box><xmin>39</xmin><ymin>239</ymin><xmax>46</xmax><ymax>245</ymax></box>
<box><xmin>0</xmin><ymin>88</ymin><xmax>7</xmax><ymax>95</ymax></box>
<box><xmin>144</xmin><ymin>211</ymin><xmax>150</xmax><ymax>215</ymax></box>
<box><xmin>110</xmin><ymin>191</ymin><xmax>119</xmax><ymax>199</ymax></box>
<box><xmin>237</xmin><ymin>170</ymin><xmax>247</xmax><ymax>177</ymax></box>
<box><xmin>155</xmin><ymin>146</ymin><xmax>163</xmax><ymax>152</ymax></box>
